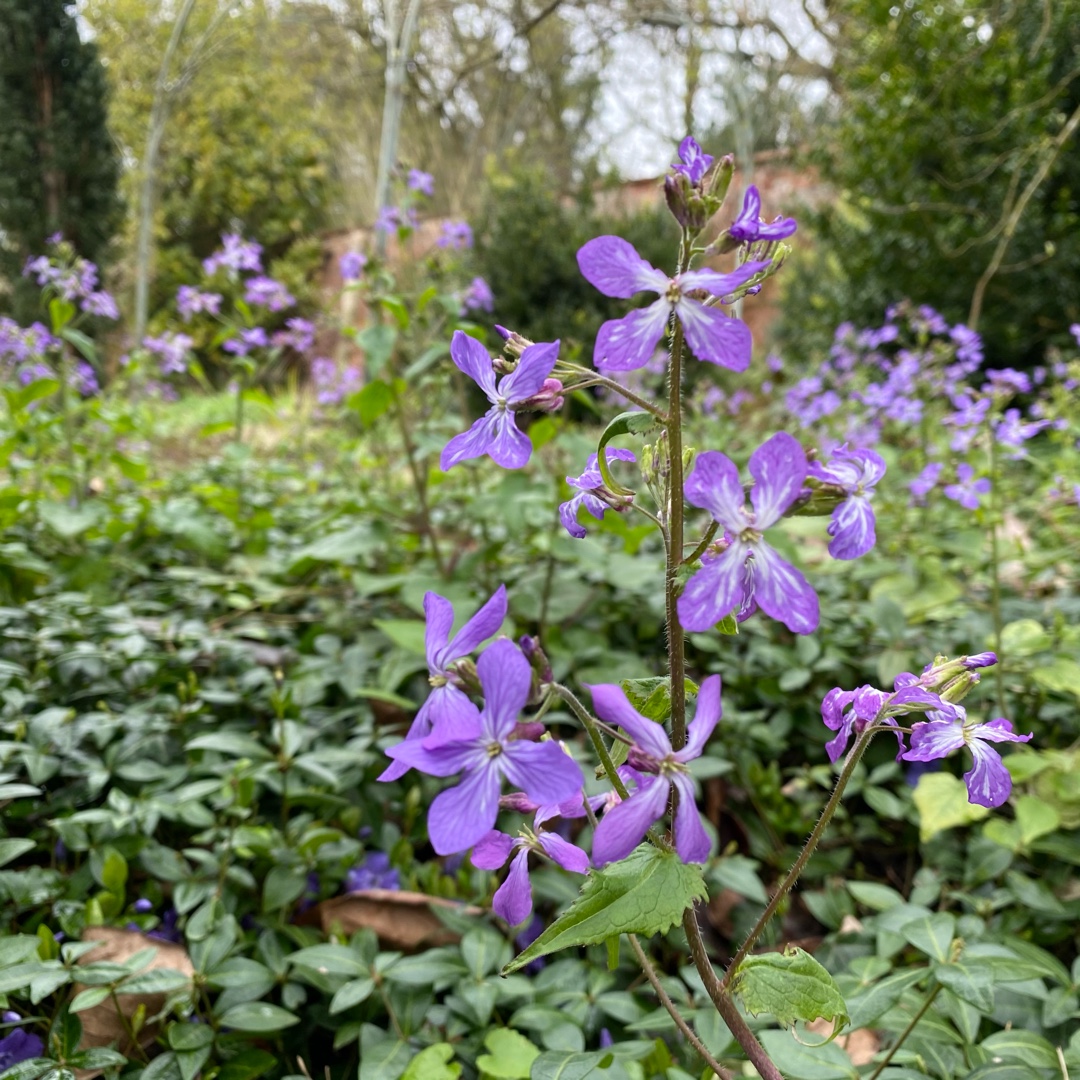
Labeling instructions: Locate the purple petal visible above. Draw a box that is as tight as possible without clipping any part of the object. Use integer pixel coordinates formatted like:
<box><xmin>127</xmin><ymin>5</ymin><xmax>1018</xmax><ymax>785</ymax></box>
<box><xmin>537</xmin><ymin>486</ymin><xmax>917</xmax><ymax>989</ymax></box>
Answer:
<box><xmin>888</xmin><ymin>685</ymin><xmax>962</xmax><ymax>720</ymax></box>
<box><xmin>751</xmin><ymin>541</ymin><xmax>819</xmax><ymax>635</ymax></box>
<box><xmin>425</xmin><ymin>684</ymin><xmax>485</xmax><ymax>743</ymax></box>
<box><xmin>964</xmin><ymin>741</ymin><xmax>1012</xmax><ymax>808</ymax></box>
<box><xmin>970</xmin><ymin>717</ymin><xmax>1033</xmax><ymax>745</ymax></box>
<box><xmin>384</xmin><ymin>730</ymin><xmax>484</xmax><ymax>778</ymax></box>
<box><xmin>672</xmin><ymin>774</ymin><xmax>711</xmax><ymax>863</ymax></box>
<box><xmin>500</xmin><ymin>341</ymin><xmax>560</xmax><ymax>402</ymax></box>
<box><xmin>677</xmin><ymin>543</ymin><xmax>748</xmax><ymax>633</ymax></box>
<box><xmin>679</xmin><ymin>259</ymin><xmax>771</xmax><ymax>298</ymax></box>
<box><xmin>594</xmin><ymin>302</ymin><xmax>670</xmax><ymax>372</ymax></box>
<box><xmin>828</xmin><ymin>497</ymin><xmax>876</xmax><ymax>560</ymax></box>
<box><xmin>677</xmin><ymin>674</ymin><xmax>722</xmax><ymax>761</ymax></box>
<box><xmin>485</xmin><ymin>410</ymin><xmax>534</xmax><ymax>470</ymax></box>
<box><xmin>676</xmin><ymin>298</ymin><xmax>753</xmax><ymax>371</ymax></box>
<box><xmin>440</xmin><ymin>585</ymin><xmax>508</xmax><ymax>668</ymax></box>
<box><xmin>559</xmin><ymin>494</ymin><xmax>588</xmax><ymax>539</ymax></box>
<box><xmin>684</xmin><ymin>450</ymin><xmax>747</xmax><ymax>531</ymax></box>
<box><xmin>478</xmin><ymin>639</ymin><xmax>531</xmax><ymax>738</ymax></box>
<box><xmin>576</xmin><ymin>236</ymin><xmax>668</xmax><ymax>299</ymax></box>
<box><xmin>538</xmin><ymin>831</ymin><xmax>590</xmax><ymax>873</ymax></box>
<box><xmin>378</xmin><ymin>694</ymin><xmax>437</xmax><ymax>782</ymax></box>
<box><xmin>588</xmin><ymin>684</ymin><xmax>672</xmax><ymax>759</ymax></box>
<box><xmin>748</xmin><ymin>432</ymin><xmax>807</xmax><ymax>528</ymax></box>
<box><xmin>472</xmin><ymin>830</ymin><xmax>515</xmax><ymax>870</ymax></box>
<box><xmin>502</xmin><ymin>740</ymin><xmax>585</xmax><ymax>807</ymax></box>
<box><xmin>852</xmin><ymin>686</ymin><xmax>888</xmax><ymax>722</ymax></box>
<box><xmin>591</xmin><ymin>777</ymin><xmax>671</xmax><ymax>866</ymax></box>
<box><xmin>825</xmin><ymin>715</ymin><xmax>855</xmax><ymax>763</ymax></box>
<box><xmin>822</xmin><ymin>688</ymin><xmax>855</xmax><ymax>732</ymax></box>
<box><xmin>424</xmin><ymin>592</ymin><xmax>455</xmax><ymax>671</ymax></box>
<box><xmin>733</xmin><ymin>185</ymin><xmax>762</xmax><ymax>234</ymax></box>
<box><xmin>449</xmin><ymin>330</ymin><xmax>497</xmax><ymax>400</ymax></box>
<box><xmin>492</xmin><ymin>848</ymin><xmax>534</xmax><ymax>925</ymax></box>
<box><xmin>756</xmin><ymin>218</ymin><xmax>798</xmax><ymax>241</ymax></box>
<box><xmin>901</xmin><ymin>720</ymin><xmax>966</xmax><ymax>762</ymax></box>
<box><xmin>440</xmin><ymin>410</ymin><xmax>503</xmax><ymax>471</ymax></box>
<box><xmin>428</xmin><ymin>764</ymin><xmax>502</xmax><ymax>854</ymax></box>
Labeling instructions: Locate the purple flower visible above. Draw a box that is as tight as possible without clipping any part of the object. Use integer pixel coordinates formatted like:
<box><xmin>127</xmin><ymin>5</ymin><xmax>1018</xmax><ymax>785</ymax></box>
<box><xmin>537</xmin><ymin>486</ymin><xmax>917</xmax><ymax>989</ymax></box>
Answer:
<box><xmin>729</xmin><ymin>185</ymin><xmax>798</xmax><ymax>244</ymax></box>
<box><xmin>340</xmin><ymin>251</ymin><xmax>367</xmax><ymax>281</ymax></box>
<box><xmin>472</xmin><ymin>804</ymin><xmax>589</xmax><ymax>926</ymax></box>
<box><xmin>909</xmin><ymin>462</ymin><xmax>942</xmax><ymax>504</ymax></box>
<box><xmin>808</xmin><ymin>445</ymin><xmax>886</xmax><ymax>559</ymax></box>
<box><xmin>144</xmin><ymin>332</ymin><xmax>194</xmax><ymax>375</ymax></box>
<box><xmin>133</xmin><ymin>898</ymin><xmax>153</xmax><ymax>914</ymax></box>
<box><xmin>73</xmin><ymin>361</ymin><xmax>98</xmax><ymax>396</ymax></box>
<box><xmin>440</xmin><ymin>331</ymin><xmax>559</xmax><ymax>471</ymax></box>
<box><xmin>147</xmin><ymin>908</ymin><xmax>182</xmax><ymax>943</ymax></box>
<box><xmin>437</xmin><ymin>220</ymin><xmax>473</xmax><ymax>250</ymax></box>
<box><xmin>577</xmin><ymin>236</ymin><xmax>768</xmax><ymax>372</ymax></box>
<box><xmin>559</xmin><ymin>449</ymin><xmax>635</xmax><ymax>539</ymax></box>
<box><xmin>177</xmin><ymin>286</ymin><xmax>223</xmax><ymax>321</ymax></box>
<box><xmin>82</xmin><ymin>291</ymin><xmax>119</xmax><ymax>319</ymax></box>
<box><xmin>407</xmin><ymin>169</ymin><xmax>435</xmax><ymax>197</ymax></box>
<box><xmin>273</xmin><ymin>317</ymin><xmax>316</xmax><ymax>353</ymax></box>
<box><xmin>949</xmin><ymin>324</ymin><xmax>983</xmax><ymax>365</ymax></box>
<box><xmin>462</xmin><ymin>276</ymin><xmax>495</xmax><ymax>314</ymax></box>
<box><xmin>344</xmin><ymin>852</ymin><xmax>400</xmax><ymax>892</ymax></box>
<box><xmin>244</xmin><ymin>276</ymin><xmax>294</xmax><ymax>312</ymax></box>
<box><xmin>902</xmin><ymin>708</ymin><xmax>1032</xmax><ymax>808</ymax></box>
<box><xmin>382</xmin><ymin>639</ymin><xmax>584</xmax><ymax>855</ymax></box>
<box><xmin>1</xmin><ymin>1012</ymin><xmax>19</xmax><ymax>1024</ymax></box>
<box><xmin>1071</xmin><ymin>323</ymin><xmax>1080</xmax><ymax>346</ymax></box>
<box><xmin>379</xmin><ymin>585</ymin><xmax>507</xmax><ymax>782</ymax></box>
<box><xmin>223</xmin><ymin>327</ymin><xmax>269</xmax><ymax>356</ymax></box>
<box><xmin>671</xmin><ymin>136</ymin><xmax>713</xmax><ymax>185</ymax></box>
<box><xmin>203</xmin><ymin>233</ymin><xmax>263</xmax><ymax>276</ymax></box>
<box><xmin>983</xmin><ymin>368</ymin><xmax>1031</xmax><ymax>395</ymax></box>
<box><xmin>0</xmin><ymin>1029</ymin><xmax>44</xmax><ymax>1071</ymax></box>
<box><xmin>678</xmin><ymin>433</ymin><xmax>819</xmax><ymax>635</ymax></box>
<box><xmin>944</xmin><ymin>464</ymin><xmax>991</xmax><ymax>510</ymax></box>
<box><xmin>995</xmin><ymin>408</ymin><xmax>1049</xmax><ymax>457</ymax></box>
<box><xmin>588</xmin><ymin>675</ymin><xmax>722</xmax><ymax>865</ymax></box>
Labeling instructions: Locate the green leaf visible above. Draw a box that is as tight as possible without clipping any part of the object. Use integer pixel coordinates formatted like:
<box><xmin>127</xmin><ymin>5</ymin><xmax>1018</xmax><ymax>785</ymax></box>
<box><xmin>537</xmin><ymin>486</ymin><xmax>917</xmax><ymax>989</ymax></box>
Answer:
<box><xmin>0</xmin><ymin>839</ymin><xmax>35</xmax><ymax>868</ymax></box>
<box><xmin>595</xmin><ymin>410</ymin><xmax>658</xmax><ymax>495</ymax></box>
<box><xmin>185</xmin><ymin>732</ymin><xmax>273</xmax><ymax>759</ymax></box>
<box><xmin>847</xmin><ymin>881</ymin><xmax>905</xmax><ymax>911</ymax></box>
<box><xmin>401</xmin><ymin>1044</ymin><xmax>458</xmax><ymax>1080</ymax></box>
<box><xmin>619</xmin><ymin>677</ymin><xmax>699</xmax><ymax>723</ymax></box>
<box><xmin>38</xmin><ymin>501</ymin><xmax>102</xmax><ymax>539</ymax></box>
<box><xmin>379</xmin><ymin>297</ymin><xmax>410</xmax><ymax>330</ymax></box>
<box><xmin>70</xmin><ymin>986</ymin><xmax>111</xmax><ymax>1012</ymax></box>
<box><xmin>353</xmin><ymin>380</ymin><xmax>395</xmax><ymax>426</ymax></box>
<box><xmin>216</xmin><ymin>1003</ymin><xmax>299</xmax><ymax>1033</ymax></box>
<box><xmin>168</xmin><ymin>1023</ymin><xmax>215</xmax><ymax>1052</ymax></box>
<box><xmin>49</xmin><ymin>297</ymin><xmax>76</xmax><ymax>334</ymax></box>
<box><xmin>912</xmin><ymin>773</ymin><xmax>989</xmax><ymax>841</ymax></box>
<box><xmin>709</xmin><ymin>855</ymin><xmax>768</xmax><ymax>904</ymax></box>
<box><xmin>373</xmin><ymin>619</ymin><xmax>427</xmax><ymax>655</ymax></box>
<box><xmin>358</xmin><ymin>1023</ymin><xmax>409</xmax><ymax>1080</ymax></box>
<box><xmin>732</xmin><ymin>946</ymin><xmax>849</xmax><ymax>1033</ymax></box>
<box><xmin>60</xmin><ymin>327</ymin><xmax>97</xmax><ymax>364</ymax></box>
<box><xmin>1014</xmin><ymin>795</ymin><xmax>1060</xmax><ymax>846</ymax></box>
<box><xmin>846</xmin><ymin>968</ymin><xmax>926</xmax><ymax>1028</ymax></box>
<box><xmin>329</xmin><ymin>978</ymin><xmax>375</xmax><ymax>1014</ymax></box>
<box><xmin>216</xmin><ymin>1050</ymin><xmax>278</xmax><ymax>1080</ymax></box>
<box><xmin>901</xmin><ymin>913</ymin><xmax>955</xmax><ymax>962</ymax></box>
<box><xmin>528</xmin><ymin>1051</ymin><xmax>612</xmax><ymax>1080</ymax></box>
<box><xmin>1031</xmin><ymin>658</ymin><xmax>1080</xmax><ymax>699</ymax></box>
<box><xmin>5</xmin><ymin>377</ymin><xmax>59</xmax><ymax>413</ymax></box>
<box><xmin>475</xmin><ymin>1029</ymin><xmax>540</xmax><ymax>1078</ymax></box>
<box><xmin>755</xmin><ymin>1030</ymin><xmax>856</xmax><ymax>1080</ymax></box>
<box><xmin>932</xmin><ymin>960</ymin><xmax>994</xmax><ymax>1011</ymax></box>
<box><xmin>288</xmin><ymin>944</ymin><xmax>366</xmax><ymax>977</ymax></box>
<box><xmin>503</xmin><ymin>845</ymin><xmax>707</xmax><ymax>975</ymax></box>
<box><xmin>979</xmin><ymin>1030</ymin><xmax>1057</xmax><ymax>1069</ymax></box>
<box><xmin>357</xmin><ymin>324</ymin><xmax>397</xmax><ymax>379</ymax></box>
<box><xmin>121</xmin><ymin>969</ymin><xmax>192</xmax><ymax>994</ymax></box>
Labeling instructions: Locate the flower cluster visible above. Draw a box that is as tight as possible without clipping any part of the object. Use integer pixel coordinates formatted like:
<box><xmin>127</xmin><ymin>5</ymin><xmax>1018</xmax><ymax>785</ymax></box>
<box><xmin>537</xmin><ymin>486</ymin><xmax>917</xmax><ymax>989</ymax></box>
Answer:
<box><xmin>23</xmin><ymin>237</ymin><xmax>119</xmax><ymax>321</ymax></box>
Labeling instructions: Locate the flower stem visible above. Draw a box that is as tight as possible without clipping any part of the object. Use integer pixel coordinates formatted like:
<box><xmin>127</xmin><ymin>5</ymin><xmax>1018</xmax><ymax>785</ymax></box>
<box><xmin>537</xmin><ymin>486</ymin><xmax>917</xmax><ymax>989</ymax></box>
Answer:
<box><xmin>564</xmin><ymin>371</ymin><xmax>668</xmax><ymax>419</ymax></box>
<box><xmin>987</xmin><ymin>433</ymin><xmax>1006</xmax><ymax>717</ymax></box>
<box><xmin>549</xmin><ymin>683</ymin><xmax>630</xmax><ymax>800</ymax></box>
<box><xmin>866</xmin><ymin>983</ymin><xmax>943</xmax><ymax>1080</ymax></box>
<box><xmin>720</xmin><ymin>722</ymin><xmax>878</xmax><ymax>986</ymax></box>
<box><xmin>683</xmin><ymin>521</ymin><xmax>719</xmax><ymax>566</ymax></box>
<box><xmin>666</xmin><ymin>322</ymin><xmax>688</xmax><ymax>750</ymax></box>
<box><xmin>628</xmin><ymin>933</ymin><xmax>731</xmax><ymax>1079</ymax></box>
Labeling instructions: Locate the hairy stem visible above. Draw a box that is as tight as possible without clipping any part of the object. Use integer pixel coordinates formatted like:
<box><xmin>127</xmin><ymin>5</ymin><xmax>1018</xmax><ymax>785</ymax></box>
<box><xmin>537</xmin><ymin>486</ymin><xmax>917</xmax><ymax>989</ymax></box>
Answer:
<box><xmin>683</xmin><ymin>911</ymin><xmax>785</xmax><ymax>1080</ymax></box>
<box><xmin>866</xmin><ymin>983</ymin><xmax>943</xmax><ymax>1080</ymax></box>
<box><xmin>627</xmin><ymin>933</ymin><xmax>730</xmax><ymax>1079</ymax></box>
<box><xmin>721</xmin><ymin>723</ymin><xmax>877</xmax><ymax>985</ymax></box>
<box><xmin>987</xmin><ymin>433</ymin><xmax>1006</xmax><ymax>717</ymax></box>
<box><xmin>666</xmin><ymin>322</ymin><xmax>688</xmax><ymax>749</ymax></box>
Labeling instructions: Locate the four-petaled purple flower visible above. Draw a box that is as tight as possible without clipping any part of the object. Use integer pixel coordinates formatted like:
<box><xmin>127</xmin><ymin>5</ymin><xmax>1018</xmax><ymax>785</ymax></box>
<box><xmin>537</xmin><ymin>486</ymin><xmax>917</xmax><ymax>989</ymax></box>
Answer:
<box><xmin>729</xmin><ymin>186</ymin><xmax>798</xmax><ymax>244</ymax></box>
<box><xmin>340</xmin><ymin>251</ymin><xmax>367</xmax><ymax>281</ymax></box>
<box><xmin>577</xmin><ymin>236</ymin><xmax>768</xmax><ymax>372</ymax></box>
<box><xmin>379</xmin><ymin>585</ymin><xmax>507</xmax><ymax>782</ymax></box>
<box><xmin>407</xmin><ymin>169</ymin><xmax>435</xmax><ymax>197</ymax></box>
<box><xmin>559</xmin><ymin>449</ymin><xmax>635</xmax><ymax>539</ymax></box>
<box><xmin>440</xmin><ymin>330</ymin><xmax>559</xmax><ymax>471</ymax></box>
<box><xmin>589</xmin><ymin>674</ymin><xmax>721</xmax><ymax>865</ymax></box>
<box><xmin>382</xmin><ymin>638</ymin><xmax>584</xmax><ymax>854</ymax></box>
<box><xmin>944</xmin><ymin>463</ymin><xmax>991</xmax><ymax>510</ymax></box>
<box><xmin>808</xmin><ymin>444</ymin><xmax>886</xmax><ymax>559</ymax></box>
<box><xmin>244</xmin><ymin>276</ymin><xmax>295</xmax><ymax>312</ymax></box>
<box><xmin>0</xmin><ymin>1029</ymin><xmax>44</xmax><ymax>1072</ymax></box>
<box><xmin>472</xmin><ymin>803</ymin><xmax>590</xmax><ymax>926</ymax></box>
<box><xmin>678</xmin><ymin>432</ymin><xmax>819</xmax><ymax>635</ymax></box>
<box><xmin>902</xmin><ymin>707</ymin><xmax>1032</xmax><ymax>808</ymax></box>
<box><xmin>344</xmin><ymin>852</ymin><xmax>400</xmax><ymax>892</ymax></box>
<box><xmin>671</xmin><ymin>136</ymin><xmax>713</xmax><ymax>185</ymax></box>
<box><xmin>177</xmin><ymin>286</ymin><xmax>222</xmax><ymax>321</ymax></box>
<box><xmin>909</xmin><ymin>462</ymin><xmax>941</xmax><ymax>505</ymax></box>
<box><xmin>223</xmin><ymin>327</ymin><xmax>269</xmax><ymax>356</ymax></box>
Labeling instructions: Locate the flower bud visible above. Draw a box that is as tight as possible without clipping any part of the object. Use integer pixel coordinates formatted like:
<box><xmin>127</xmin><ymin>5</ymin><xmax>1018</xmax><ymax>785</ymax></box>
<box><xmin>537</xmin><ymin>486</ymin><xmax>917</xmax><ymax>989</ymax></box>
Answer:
<box><xmin>450</xmin><ymin>657</ymin><xmax>480</xmax><ymax>696</ymax></box>
<box><xmin>641</xmin><ymin>445</ymin><xmax>657</xmax><ymax>486</ymax></box>
<box><xmin>511</xmin><ymin>720</ymin><xmax>545</xmax><ymax>742</ymax></box>
<box><xmin>709</xmin><ymin>155</ymin><xmax>735</xmax><ymax>203</ymax></box>
<box><xmin>519</xmin><ymin>635</ymin><xmax>553</xmax><ymax>684</ymax></box>
<box><xmin>940</xmin><ymin>671</ymin><xmax>982</xmax><ymax>704</ymax></box>
<box><xmin>664</xmin><ymin>173</ymin><xmax>694</xmax><ymax>229</ymax></box>
<box><xmin>514</xmin><ymin>377</ymin><xmax>564</xmax><ymax>413</ymax></box>
<box><xmin>498</xmin><ymin>327</ymin><xmax>533</xmax><ymax>361</ymax></box>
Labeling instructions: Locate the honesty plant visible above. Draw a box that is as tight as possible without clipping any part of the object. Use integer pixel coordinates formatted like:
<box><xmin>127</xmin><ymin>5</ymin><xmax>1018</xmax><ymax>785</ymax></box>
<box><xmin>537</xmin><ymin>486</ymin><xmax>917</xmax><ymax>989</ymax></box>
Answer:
<box><xmin>380</xmin><ymin>134</ymin><xmax>1036</xmax><ymax>1078</ymax></box>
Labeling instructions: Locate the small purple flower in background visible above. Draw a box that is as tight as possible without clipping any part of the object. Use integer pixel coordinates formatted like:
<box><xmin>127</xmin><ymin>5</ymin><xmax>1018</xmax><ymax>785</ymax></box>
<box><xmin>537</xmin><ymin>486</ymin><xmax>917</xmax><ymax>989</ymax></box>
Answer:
<box><xmin>589</xmin><ymin>675</ymin><xmax>722</xmax><ymax>865</ymax></box>
<box><xmin>344</xmin><ymin>852</ymin><xmax>400</xmax><ymax>892</ymax></box>
<box><xmin>147</xmin><ymin>908</ymin><xmax>182</xmax><ymax>943</ymax></box>
<box><xmin>678</xmin><ymin>432</ymin><xmax>819</xmax><ymax>635</ymax></box>
<box><xmin>376</xmin><ymin>206</ymin><xmax>414</xmax><ymax>234</ymax></box>
<box><xmin>944</xmin><ymin>463</ymin><xmax>991</xmax><ymax>510</ymax></box>
<box><xmin>73</xmin><ymin>361</ymin><xmax>98</xmax><ymax>397</ymax></box>
<box><xmin>729</xmin><ymin>185</ymin><xmax>798</xmax><ymax>244</ymax></box>
<box><xmin>223</xmin><ymin>327</ymin><xmax>269</xmax><ymax>356</ymax></box>
<box><xmin>577</xmin><ymin>236</ymin><xmax>768</xmax><ymax>372</ymax></box>
<box><xmin>0</xmin><ymin>1029</ymin><xmax>44</xmax><ymax>1071</ymax></box>
<box><xmin>379</xmin><ymin>585</ymin><xmax>507</xmax><ymax>782</ymax></box>
<box><xmin>472</xmin><ymin>804</ymin><xmax>589</xmax><ymax>925</ymax></box>
<box><xmin>559</xmin><ymin>449</ymin><xmax>635</xmax><ymax>539</ymax></box>
<box><xmin>1070</xmin><ymin>323</ymin><xmax>1080</xmax><ymax>346</ymax></box>
<box><xmin>82</xmin><ymin>291</ymin><xmax>119</xmax><ymax>320</ymax></box>
<box><xmin>243</xmin><ymin>276</ymin><xmax>295</xmax><ymax>312</ymax></box>
<box><xmin>407</xmin><ymin>169</ymin><xmax>435</xmax><ymax>197</ymax></box>
<box><xmin>983</xmin><ymin>367</ymin><xmax>1031</xmax><ymax>395</ymax></box>
<box><xmin>1</xmin><ymin>1012</ymin><xmax>20</xmax><ymax>1024</ymax></box>
<box><xmin>203</xmin><ymin>233</ymin><xmax>263</xmax><ymax>276</ymax></box>
<box><xmin>273</xmin><ymin>317</ymin><xmax>316</xmax><ymax>353</ymax></box>
<box><xmin>340</xmin><ymin>251</ymin><xmax>367</xmax><ymax>281</ymax></box>
<box><xmin>902</xmin><ymin>708</ymin><xmax>1032</xmax><ymax>808</ymax></box>
<box><xmin>133</xmin><ymin>898</ymin><xmax>153</xmax><ymax>914</ymax></box>
<box><xmin>144</xmin><ymin>332</ymin><xmax>194</xmax><ymax>375</ymax></box>
<box><xmin>995</xmin><ymin>408</ymin><xmax>1049</xmax><ymax>458</ymax></box>
<box><xmin>437</xmin><ymin>220</ymin><xmax>473</xmax><ymax>250</ymax></box>
<box><xmin>949</xmin><ymin>324</ymin><xmax>983</xmax><ymax>365</ymax></box>
<box><xmin>311</xmin><ymin>357</ymin><xmax>361</xmax><ymax>405</ymax></box>
<box><xmin>909</xmin><ymin>462</ymin><xmax>942</xmax><ymax>505</ymax></box>
<box><xmin>671</xmin><ymin>135</ymin><xmax>713</xmax><ymax>185</ymax></box>
<box><xmin>440</xmin><ymin>330</ymin><xmax>559</xmax><ymax>471</ymax></box>
<box><xmin>177</xmin><ymin>286</ymin><xmax>223</xmax><ymax>321</ymax></box>
<box><xmin>462</xmin><ymin>276</ymin><xmax>495</xmax><ymax>314</ymax></box>
<box><xmin>383</xmin><ymin>639</ymin><xmax>584</xmax><ymax>855</ymax></box>
<box><xmin>808</xmin><ymin>445</ymin><xmax>886</xmax><ymax>559</ymax></box>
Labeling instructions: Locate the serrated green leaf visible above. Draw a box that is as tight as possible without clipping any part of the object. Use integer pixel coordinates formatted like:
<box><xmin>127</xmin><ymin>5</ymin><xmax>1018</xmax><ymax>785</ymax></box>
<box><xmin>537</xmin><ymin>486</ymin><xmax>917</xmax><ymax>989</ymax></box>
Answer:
<box><xmin>475</xmin><ymin>1029</ymin><xmax>539</xmax><ymax>1078</ymax></box>
<box><xmin>502</xmin><ymin>845</ymin><xmax>706</xmax><ymax>975</ymax></box>
<box><xmin>596</xmin><ymin>410</ymin><xmax>657</xmax><ymax>495</ymax></box>
<box><xmin>618</xmin><ymin>677</ymin><xmax>698</xmax><ymax>723</ymax></box>
<box><xmin>732</xmin><ymin>947</ymin><xmax>849</xmax><ymax>1034</ymax></box>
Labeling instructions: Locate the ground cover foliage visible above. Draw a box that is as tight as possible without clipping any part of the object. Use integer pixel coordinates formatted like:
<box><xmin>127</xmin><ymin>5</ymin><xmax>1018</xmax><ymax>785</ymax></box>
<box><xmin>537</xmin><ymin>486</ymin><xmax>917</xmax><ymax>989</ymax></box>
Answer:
<box><xmin>0</xmin><ymin>201</ymin><xmax>1079</xmax><ymax>1080</ymax></box>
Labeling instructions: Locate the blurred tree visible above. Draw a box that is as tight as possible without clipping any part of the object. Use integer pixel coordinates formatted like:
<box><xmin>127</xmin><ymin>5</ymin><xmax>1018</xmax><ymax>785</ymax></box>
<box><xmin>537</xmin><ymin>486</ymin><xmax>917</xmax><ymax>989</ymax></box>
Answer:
<box><xmin>0</xmin><ymin>0</ymin><xmax>122</xmax><ymax>318</ymax></box>
<box><xmin>782</xmin><ymin>0</ymin><xmax>1080</xmax><ymax>366</ymax></box>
